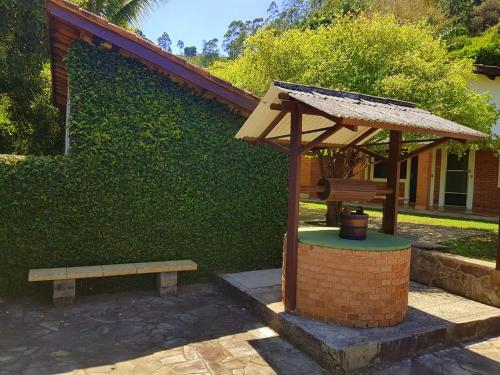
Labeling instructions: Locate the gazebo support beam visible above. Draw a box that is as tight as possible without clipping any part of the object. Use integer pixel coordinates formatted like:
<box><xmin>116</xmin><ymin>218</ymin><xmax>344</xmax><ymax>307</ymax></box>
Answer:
<box><xmin>342</xmin><ymin>128</ymin><xmax>378</xmax><ymax>150</ymax></box>
<box><xmin>270</xmin><ymin>102</ymin><xmax>352</xmax><ymax>129</ymax></box>
<box><xmin>257</xmin><ymin>111</ymin><xmax>287</xmax><ymax>142</ymax></box>
<box><xmin>283</xmin><ymin>107</ymin><xmax>302</xmax><ymax>311</ymax></box>
<box><xmin>262</xmin><ymin>138</ymin><xmax>290</xmax><ymax>154</ymax></box>
<box><xmin>352</xmin><ymin>145</ymin><xmax>388</xmax><ymax>162</ymax></box>
<box><xmin>497</xmin><ymin>211</ymin><xmax>499</xmax><ymax>271</ymax></box>
<box><xmin>300</xmin><ymin>122</ymin><xmax>344</xmax><ymax>154</ymax></box>
<box><xmin>399</xmin><ymin>138</ymin><xmax>450</xmax><ymax>162</ymax></box>
<box><xmin>267</xmin><ymin>125</ymin><xmax>334</xmax><ymax>141</ymax></box>
<box><xmin>382</xmin><ymin>130</ymin><xmax>402</xmax><ymax>234</ymax></box>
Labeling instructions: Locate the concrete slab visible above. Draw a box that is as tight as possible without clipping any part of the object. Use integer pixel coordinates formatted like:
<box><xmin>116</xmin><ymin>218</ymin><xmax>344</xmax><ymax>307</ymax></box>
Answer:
<box><xmin>217</xmin><ymin>269</ymin><xmax>500</xmax><ymax>373</ymax></box>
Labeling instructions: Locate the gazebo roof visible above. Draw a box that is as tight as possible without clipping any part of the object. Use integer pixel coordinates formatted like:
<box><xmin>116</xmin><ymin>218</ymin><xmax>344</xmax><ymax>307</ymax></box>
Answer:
<box><xmin>236</xmin><ymin>81</ymin><xmax>486</xmax><ymax>147</ymax></box>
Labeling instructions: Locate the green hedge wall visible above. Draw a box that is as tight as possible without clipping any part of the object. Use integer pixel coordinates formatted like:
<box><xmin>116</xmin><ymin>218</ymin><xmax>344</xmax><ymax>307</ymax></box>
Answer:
<box><xmin>0</xmin><ymin>41</ymin><xmax>287</xmax><ymax>295</ymax></box>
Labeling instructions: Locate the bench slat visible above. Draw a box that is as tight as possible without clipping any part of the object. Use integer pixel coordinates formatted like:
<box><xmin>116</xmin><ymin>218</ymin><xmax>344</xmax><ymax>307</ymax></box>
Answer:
<box><xmin>101</xmin><ymin>263</ymin><xmax>137</xmax><ymax>277</ymax></box>
<box><xmin>135</xmin><ymin>260</ymin><xmax>197</xmax><ymax>274</ymax></box>
<box><xmin>66</xmin><ymin>266</ymin><xmax>103</xmax><ymax>279</ymax></box>
<box><xmin>29</xmin><ymin>260</ymin><xmax>197</xmax><ymax>281</ymax></box>
<box><xmin>29</xmin><ymin>268</ymin><xmax>67</xmax><ymax>282</ymax></box>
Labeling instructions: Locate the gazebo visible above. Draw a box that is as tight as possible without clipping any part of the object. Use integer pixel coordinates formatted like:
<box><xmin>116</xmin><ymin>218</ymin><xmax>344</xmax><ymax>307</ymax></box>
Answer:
<box><xmin>236</xmin><ymin>81</ymin><xmax>488</xmax><ymax>318</ymax></box>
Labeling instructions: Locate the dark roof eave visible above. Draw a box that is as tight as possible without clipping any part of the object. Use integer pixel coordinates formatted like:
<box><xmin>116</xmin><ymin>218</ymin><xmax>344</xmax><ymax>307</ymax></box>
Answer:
<box><xmin>46</xmin><ymin>0</ymin><xmax>258</xmax><ymax>114</ymax></box>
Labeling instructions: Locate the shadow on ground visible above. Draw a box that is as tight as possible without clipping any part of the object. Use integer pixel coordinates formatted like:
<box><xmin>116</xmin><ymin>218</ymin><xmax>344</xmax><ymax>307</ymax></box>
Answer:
<box><xmin>0</xmin><ymin>284</ymin><xmax>326</xmax><ymax>374</ymax></box>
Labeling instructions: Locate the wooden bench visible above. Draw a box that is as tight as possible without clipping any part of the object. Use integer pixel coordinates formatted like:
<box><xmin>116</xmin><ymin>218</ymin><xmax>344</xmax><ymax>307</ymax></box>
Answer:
<box><xmin>28</xmin><ymin>260</ymin><xmax>197</xmax><ymax>305</ymax></box>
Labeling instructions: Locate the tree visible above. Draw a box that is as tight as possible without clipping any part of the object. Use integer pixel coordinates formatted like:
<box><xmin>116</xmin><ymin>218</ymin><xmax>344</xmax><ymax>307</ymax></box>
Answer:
<box><xmin>267</xmin><ymin>0</ymin><xmax>314</xmax><ymax>29</ymax></box>
<box><xmin>266</xmin><ymin>1</ymin><xmax>280</xmax><ymax>24</ymax></box>
<box><xmin>210</xmin><ymin>14</ymin><xmax>496</xmax><ymax>136</ymax></box>
<box><xmin>210</xmin><ymin>15</ymin><xmax>498</xmax><ymax>223</ymax></box>
<box><xmin>301</xmin><ymin>0</ymin><xmax>370</xmax><ymax>29</ymax></box>
<box><xmin>157</xmin><ymin>32</ymin><xmax>172</xmax><ymax>52</ymax></box>
<box><xmin>471</xmin><ymin>0</ymin><xmax>500</xmax><ymax>35</ymax></box>
<box><xmin>366</xmin><ymin>0</ymin><xmax>449</xmax><ymax>28</ymax></box>
<box><xmin>74</xmin><ymin>0</ymin><xmax>167</xmax><ymax>28</ymax></box>
<box><xmin>223</xmin><ymin>18</ymin><xmax>264</xmax><ymax>59</ymax></box>
<box><xmin>451</xmin><ymin>24</ymin><xmax>500</xmax><ymax>65</ymax></box>
<box><xmin>184</xmin><ymin>46</ymin><xmax>197</xmax><ymax>57</ymax></box>
<box><xmin>0</xmin><ymin>0</ymin><xmax>62</xmax><ymax>155</ymax></box>
<box><xmin>201</xmin><ymin>38</ymin><xmax>220</xmax><ymax>66</ymax></box>
<box><xmin>177</xmin><ymin>40</ymin><xmax>185</xmax><ymax>54</ymax></box>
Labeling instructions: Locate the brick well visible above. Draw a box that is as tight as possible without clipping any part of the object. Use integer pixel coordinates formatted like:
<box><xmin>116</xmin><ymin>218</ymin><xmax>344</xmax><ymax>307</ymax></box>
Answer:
<box><xmin>291</xmin><ymin>241</ymin><xmax>411</xmax><ymax>328</ymax></box>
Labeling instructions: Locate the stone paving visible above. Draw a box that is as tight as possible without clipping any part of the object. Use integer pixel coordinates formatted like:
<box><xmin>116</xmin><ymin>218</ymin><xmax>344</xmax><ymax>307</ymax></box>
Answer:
<box><xmin>2</xmin><ymin>282</ymin><xmax>499</xmax><ymax>374</ymax></box>
<box><xmin>361</xmin><ymin>336</ymin><xmax>500</xmax><ymax>375</ymax></box>
<box><xmin>0</xmin><ymin>284</ymin><xmax>326</xmax><ymax>375</ymax></box>
<box><xmin>219</xmin><ymin>269</ymin><xmax>500</xmax><ymax>373</ymax></box>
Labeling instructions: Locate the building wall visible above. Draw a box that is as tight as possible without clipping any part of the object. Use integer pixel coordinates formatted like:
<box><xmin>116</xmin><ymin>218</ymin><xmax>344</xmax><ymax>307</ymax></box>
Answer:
<box><xmin>468</xmin><ymin>74</ymin><xmax>500</xmax><ymax>137</ymax></box>
<box><xmin>415</xmin><ymin>151</ymin><xmax>432</xmax><ymax>209</ymax></box>
<box><xmin>473</xmin><ymin>150</ymin><xmax>500</xmax><ymax>213</ymax></box>
<box><xmin>433</xmin><ymin>150</ymin><xmax>442</xmax><ymax>206</ymax></box>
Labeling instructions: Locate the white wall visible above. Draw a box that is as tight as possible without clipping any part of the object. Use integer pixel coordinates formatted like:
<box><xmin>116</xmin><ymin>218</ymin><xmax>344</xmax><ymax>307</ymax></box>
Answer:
<box><xmin>468</xmin><ymin>74</ymin><xmax>500</xmax><ymax>137</ymax></box>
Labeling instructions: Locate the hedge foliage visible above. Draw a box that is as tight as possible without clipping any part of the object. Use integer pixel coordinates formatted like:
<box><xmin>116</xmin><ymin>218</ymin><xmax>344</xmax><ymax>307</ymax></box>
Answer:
<box><xmin>0</xmin><ymin>41</ymin><xmax>287</xmax><ymax>295</ymax></box>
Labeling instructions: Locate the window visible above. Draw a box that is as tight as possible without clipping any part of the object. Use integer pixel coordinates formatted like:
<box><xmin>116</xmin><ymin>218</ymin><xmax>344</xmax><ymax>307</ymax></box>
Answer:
<box><xmin>372</xmin><ymin>160</ymin><xmax>407</xmax><ymax>180</ymax></box>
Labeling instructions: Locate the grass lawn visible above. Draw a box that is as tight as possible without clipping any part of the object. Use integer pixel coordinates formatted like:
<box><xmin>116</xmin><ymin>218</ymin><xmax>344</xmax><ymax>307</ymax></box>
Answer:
<box><xmin>300</xmin><ymin>201</ymin><xmax>499</xmax><ymax>262</ymax></box>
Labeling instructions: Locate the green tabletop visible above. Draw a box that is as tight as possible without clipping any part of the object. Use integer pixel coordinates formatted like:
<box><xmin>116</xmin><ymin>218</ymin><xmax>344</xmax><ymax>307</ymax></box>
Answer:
<box><xmin>298</xmin><ymin>227</ymin><xmax>412</xmax><ymax>251</ymax></box>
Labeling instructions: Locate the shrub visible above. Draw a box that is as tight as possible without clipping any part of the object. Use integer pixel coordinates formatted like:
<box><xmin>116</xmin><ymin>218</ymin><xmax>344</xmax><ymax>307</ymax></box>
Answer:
<box><xmin>0</xmin><ymin>41</ymin><xmax>287</xmax><ymax>295</ymax></box>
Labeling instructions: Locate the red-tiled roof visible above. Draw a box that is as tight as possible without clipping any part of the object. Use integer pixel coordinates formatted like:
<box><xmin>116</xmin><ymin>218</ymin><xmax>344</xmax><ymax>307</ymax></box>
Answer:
<box><xmin>45</xmin><ymin>0</ymin><xmax>259</xmax><ymax>114</ymax></box>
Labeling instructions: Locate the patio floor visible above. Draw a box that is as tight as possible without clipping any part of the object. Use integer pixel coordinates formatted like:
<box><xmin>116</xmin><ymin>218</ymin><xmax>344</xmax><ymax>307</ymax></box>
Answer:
<box><xmin>0</xmin><ymin>284</ymin><xmax>326</xmax><ymax>375</ymax></box>
<box><xmin>217</xmin><ymin>269</ymin><xmax>500</xmax><ymax>373</ymax></box>
<box><xmin>2</xmin><ymin>282</ymin><xmax>499</xmax><ymax>375</ymax></box>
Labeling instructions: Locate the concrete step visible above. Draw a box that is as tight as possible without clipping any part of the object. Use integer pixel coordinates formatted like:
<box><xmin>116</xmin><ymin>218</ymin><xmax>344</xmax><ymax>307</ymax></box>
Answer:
<box><xmin>216</xmin><ymin>269</ymin><xmax>500</xmax><ymax>373</ymax></box>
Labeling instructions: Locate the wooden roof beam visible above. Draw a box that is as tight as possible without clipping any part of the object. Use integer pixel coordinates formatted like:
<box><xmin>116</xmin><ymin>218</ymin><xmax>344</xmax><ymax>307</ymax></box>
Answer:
<box><xmin>301</xmin><ymin>122</ymin><xmax>344</xmax><ymax>154</ymax></box>
<box><xmin>352</xmin><ymin>145</ymin><xmax>388</xmax><ymax>162</ymax></box>
<box><xmin>270</xmin><ymin>101</ymin><xmax>356</xmax><ymax>131</ymax></box>
<box><xmin>399</xmin><ymin>137</ymin><xmax>451</xmax><ymax>162</ymax></box>
<box><xmin>257</xmin><ymin>111</ymin><xmax>287</xmax><ymax>142</ymax></box>
<box><xmin>262</xmin><ymin>138</ymin><xmax>289</xmax><ymax>154</ymax></box>
<box><xmin>341</xmin><ymin>128</ymin><xmax>378</xmax><ymax>150</ymax></box>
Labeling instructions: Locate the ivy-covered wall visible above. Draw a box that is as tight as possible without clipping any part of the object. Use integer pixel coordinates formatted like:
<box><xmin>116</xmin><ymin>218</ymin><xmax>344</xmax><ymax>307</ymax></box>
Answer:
<box><xmin>0</xmin><ymin>41</ymin><xmax>287</xmax><ymax>295</ymax></box>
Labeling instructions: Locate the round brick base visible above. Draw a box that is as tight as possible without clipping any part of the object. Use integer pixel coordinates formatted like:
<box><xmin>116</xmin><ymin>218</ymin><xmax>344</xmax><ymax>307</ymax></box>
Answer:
<box><xmin>285</xmin><ymin>240</ymin><xmax>411</xmax><ymax>328</ymax></box>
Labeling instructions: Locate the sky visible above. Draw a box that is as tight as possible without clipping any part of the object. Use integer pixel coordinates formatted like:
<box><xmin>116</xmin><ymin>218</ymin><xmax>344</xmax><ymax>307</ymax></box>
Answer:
<box><xmin>140</xmin><ymin>0</ymin><xmax>272</xmax><ymax>54</ymax></box>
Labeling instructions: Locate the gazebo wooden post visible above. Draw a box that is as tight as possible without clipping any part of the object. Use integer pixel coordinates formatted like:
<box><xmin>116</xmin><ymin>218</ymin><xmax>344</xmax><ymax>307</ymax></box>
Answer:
<box><xmin>382</xmin><ymin>130</ymin><xmax>402</xmax><ymax>234</ymax></box>
<box><xmin>497</xmin><ymin>211</ymin><xmax>499</xmax><ymax>271</ymax></box>
<box><xmin>283</xmin><ymin>105</ymin><xmax>302</xmax><ymax>311</ymax></box>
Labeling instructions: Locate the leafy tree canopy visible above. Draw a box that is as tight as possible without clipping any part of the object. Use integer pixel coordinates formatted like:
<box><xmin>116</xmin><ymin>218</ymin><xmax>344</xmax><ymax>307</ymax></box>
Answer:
<box><xmin>74</xmin><ymin>0</ymin><xmax>166</xmax><ymax>28</ymax></box>
<box><xmin>0</xmin><ymin>0</ymin><xmax>62</xmax><ymax>155</ymax></box>
<box><xmin>157</xmin><ymin>32</ymin><xmax>172</xmax><ymax>52</ymax></box>
<box><xmin>184</xmin><ymin>46</ymin><xmax>197</xmax><ymax>57</ymax></box>
<box><xmin>177</xmin><ymin>40</ymin><xmax>185</xmax><ymax>54</ymax></box>
<box><xmin>201</xmin><ymin>38</ymin><xmax>220</xmax><ymax>66</ymax></box>
<box><xmin>470</xmin><ymin>0</ymin><xmax>500</xmax><ymax>35</ymax></box>
<box><xmin>223</xmin><ymin>18</ymin><xmax>264</xmax><ymax>59</ymax></box>
<box><xmin>210</xmin><ymin>15</ymin><xmax>498</xmax><ymax>147</ymax></box>
<box><xmin>451</xmin><ymin>23</ymin><xmax>500</xmax><ymax>65</ymax></box>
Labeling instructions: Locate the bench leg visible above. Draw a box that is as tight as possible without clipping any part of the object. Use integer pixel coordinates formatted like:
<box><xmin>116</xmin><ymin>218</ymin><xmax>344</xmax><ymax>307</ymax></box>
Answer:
<box><xmin>53</xmin><ymin>279</ymin><xmax>75</xmax><ymax>306</ymax></box>
<box><xmin>157</xmin><ymin>272</ymin><xmax>177</xmax><ymax>296</ymax></box>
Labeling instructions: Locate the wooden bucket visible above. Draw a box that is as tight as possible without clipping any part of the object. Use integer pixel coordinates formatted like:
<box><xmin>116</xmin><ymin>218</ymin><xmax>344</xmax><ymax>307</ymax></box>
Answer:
<box><xmin>339</xmin><ymin>211</ymin><xmax>369</xmax><ymax>240</ymax></box>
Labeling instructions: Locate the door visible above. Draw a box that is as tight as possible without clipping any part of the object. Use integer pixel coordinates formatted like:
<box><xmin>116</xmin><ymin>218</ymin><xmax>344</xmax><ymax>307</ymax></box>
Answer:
<box><xmin>444</xmin><ymin>152</ymin><xmax>468</xmax><ymax>207</ymax></box>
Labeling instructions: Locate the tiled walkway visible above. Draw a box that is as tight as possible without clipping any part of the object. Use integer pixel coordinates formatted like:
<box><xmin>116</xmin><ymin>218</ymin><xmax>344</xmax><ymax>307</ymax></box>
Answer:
<box><xmin>362</xmin><ymin>336</ymin><xmax>500</xmax><ymax>374</ymax></box>
<box><xmin>1</xmin><ymin>284</ymin><xmax>499</xmax><ymax>374</ymax></box>
<box><xmin>0</xmin><ymin>284</ymin><xmax>326</xmax><ymax>375</ymax></box>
